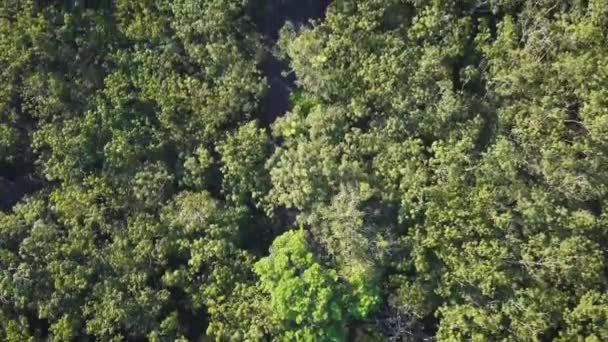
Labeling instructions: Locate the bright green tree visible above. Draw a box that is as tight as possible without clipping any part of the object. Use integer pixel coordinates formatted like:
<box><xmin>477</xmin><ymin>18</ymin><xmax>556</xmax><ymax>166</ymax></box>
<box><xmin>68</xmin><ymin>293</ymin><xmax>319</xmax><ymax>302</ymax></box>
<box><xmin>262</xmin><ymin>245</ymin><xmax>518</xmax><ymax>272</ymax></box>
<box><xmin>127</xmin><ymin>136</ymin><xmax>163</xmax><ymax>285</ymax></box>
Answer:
<box><xmin>255</xmin><ymin>229</ymin><xmax>379</xmax><ymax>341</ymax></box>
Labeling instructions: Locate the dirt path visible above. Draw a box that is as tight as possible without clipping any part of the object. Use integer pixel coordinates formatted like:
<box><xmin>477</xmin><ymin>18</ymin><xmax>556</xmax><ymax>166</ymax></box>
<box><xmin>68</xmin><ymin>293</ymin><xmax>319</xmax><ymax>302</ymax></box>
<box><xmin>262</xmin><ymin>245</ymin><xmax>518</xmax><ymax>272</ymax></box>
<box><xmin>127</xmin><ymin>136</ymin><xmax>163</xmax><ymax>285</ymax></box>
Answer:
<box><xmin>259</xmin><ymin>0</ymin><xmax>330</xmax><ymax>125</ymax></box>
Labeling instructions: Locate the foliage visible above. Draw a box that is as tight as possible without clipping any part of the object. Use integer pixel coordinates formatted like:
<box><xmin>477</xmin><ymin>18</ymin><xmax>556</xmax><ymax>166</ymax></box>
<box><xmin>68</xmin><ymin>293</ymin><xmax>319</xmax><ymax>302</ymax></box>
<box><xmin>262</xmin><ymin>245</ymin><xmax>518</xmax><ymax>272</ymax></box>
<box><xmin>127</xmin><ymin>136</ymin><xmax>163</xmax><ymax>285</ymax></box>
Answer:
<box><xmin>1</xmin><ymin>0</ymin><xmax>608</xmax><ymax>340</ymax></box>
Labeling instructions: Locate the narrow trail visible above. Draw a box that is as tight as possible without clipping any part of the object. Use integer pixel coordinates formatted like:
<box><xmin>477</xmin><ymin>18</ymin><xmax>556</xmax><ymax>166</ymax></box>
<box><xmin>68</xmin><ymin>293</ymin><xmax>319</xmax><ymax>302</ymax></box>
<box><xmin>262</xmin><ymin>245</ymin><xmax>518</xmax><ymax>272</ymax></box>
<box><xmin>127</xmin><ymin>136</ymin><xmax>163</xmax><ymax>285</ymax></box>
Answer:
<box><xmin>259</xmin><ymin>0</ymin><xmax>330</xmax><ymax>125</ymax></box>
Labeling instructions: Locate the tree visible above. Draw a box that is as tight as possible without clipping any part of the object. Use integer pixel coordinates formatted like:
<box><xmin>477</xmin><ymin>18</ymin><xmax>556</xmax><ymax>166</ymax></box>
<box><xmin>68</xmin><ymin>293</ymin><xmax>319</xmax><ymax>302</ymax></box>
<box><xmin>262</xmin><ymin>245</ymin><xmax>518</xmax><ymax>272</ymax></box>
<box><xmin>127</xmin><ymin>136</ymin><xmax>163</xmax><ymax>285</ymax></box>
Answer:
<box><xmin>0</xmin><ymin>0</ymin><xmax>271</xmax><ymax>339</ymax></box>
<box><xmin>255</xmin><ymin>229</ymin><xmax>379</xmax><ymax>341</ymax></box>
<box><xmin>269</xmin><ymin>0</ymin><xmax>608</xmax><ymax>339</ymax></box>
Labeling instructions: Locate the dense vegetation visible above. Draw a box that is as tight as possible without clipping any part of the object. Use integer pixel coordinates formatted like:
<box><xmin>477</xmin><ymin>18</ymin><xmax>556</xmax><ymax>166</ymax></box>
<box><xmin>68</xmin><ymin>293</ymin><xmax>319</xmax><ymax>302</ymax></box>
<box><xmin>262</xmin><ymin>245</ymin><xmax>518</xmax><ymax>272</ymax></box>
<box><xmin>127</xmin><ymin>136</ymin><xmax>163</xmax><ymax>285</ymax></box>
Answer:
<box><xmin>1</xmin><ymin>0</ymin><xmax>608</xmax><ymax>340</ymax></box>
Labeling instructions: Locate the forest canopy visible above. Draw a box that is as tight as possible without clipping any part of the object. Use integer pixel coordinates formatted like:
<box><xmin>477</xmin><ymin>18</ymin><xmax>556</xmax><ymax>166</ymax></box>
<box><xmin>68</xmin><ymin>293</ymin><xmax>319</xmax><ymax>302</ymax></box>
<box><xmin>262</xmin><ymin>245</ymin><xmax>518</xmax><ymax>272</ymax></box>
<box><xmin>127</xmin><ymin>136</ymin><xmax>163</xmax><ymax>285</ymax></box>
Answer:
<box><xmin>1</xmin><ymin>0</ymin><xmax>608</xmax><ymax>341</ymax></box>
